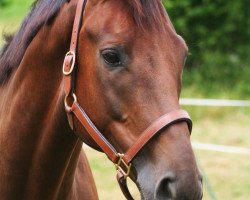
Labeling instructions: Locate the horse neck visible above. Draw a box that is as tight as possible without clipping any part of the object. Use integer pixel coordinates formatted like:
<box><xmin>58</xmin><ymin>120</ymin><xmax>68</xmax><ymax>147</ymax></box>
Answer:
<box><xmin>0</xmin><ymin>2</ymin><xmax>91</xmax><ymax>199</ymax></box>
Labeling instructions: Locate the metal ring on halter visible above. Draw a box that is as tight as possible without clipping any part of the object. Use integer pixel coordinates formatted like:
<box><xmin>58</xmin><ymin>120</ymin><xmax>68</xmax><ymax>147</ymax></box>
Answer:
<box><xmin>64</xmin><ymin>93</ymin><xmax>77</xmax><ymax>112</ymax></box>
<box><xmin>63</xmin><ymin>51</ymin><xmax>76</xmax><ymax>75</ymax></box>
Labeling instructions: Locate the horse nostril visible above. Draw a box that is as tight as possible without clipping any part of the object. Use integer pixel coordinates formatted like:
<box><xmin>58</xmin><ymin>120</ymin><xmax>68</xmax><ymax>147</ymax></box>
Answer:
<box><xmin>198</xmin><ymin>174</ymin><xmax>203</xmax><ymax>200</ymax></box>
<box><xmin>155</xmin><ymin>174</ymin><xmax>176</xmax><ymax>200</ymax></box>
<box><xmin>199</xmin><ymin>173</ymin><xmax>203</xmax><ymax>184</ymax></box>
<box><xmin>155</xmin><ymin>173</ymin><xmax>203</xmax><ymax>200</ymax></box>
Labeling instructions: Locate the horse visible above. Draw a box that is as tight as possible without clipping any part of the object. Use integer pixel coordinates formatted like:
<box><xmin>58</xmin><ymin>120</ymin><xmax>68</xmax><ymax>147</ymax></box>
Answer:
<box><xmin>0</xmin><ymin>0</ymin><xmax>203</xmax><ymax>199</ymax></box>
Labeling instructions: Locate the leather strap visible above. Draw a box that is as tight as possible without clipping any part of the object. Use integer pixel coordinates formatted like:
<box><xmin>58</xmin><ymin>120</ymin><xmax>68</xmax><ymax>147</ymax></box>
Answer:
<box><xmin>117</xmin><ymin>170</ymin><xmax>134</xmax><ymax>200</ymax></box>
<box><xmin>62</xmin><ymin>0</ymin><xmax>193</xmax><ymax>199</ymax></box>
<box><xmin>123</xmin><ymin>109</ymin><xmax>192</xmax><ymax>164</ymax></box>
<box><xmin>63</xmin><ymin>0</ymin><xmax>86</xmax><ymax>92</ymax></box>
<box><xmin>72</xmin><ymin>102</ymin><xmax>119</xmax><ymax>163</ymax></box>
<box><xmin>116</xmin><ymin>110</ymin><xmax>192</xmax><ymax>200</ymax></box>
<box><xmin>63</xmin><ymin>0</ymin><xmax>87</xmax><ymax>129</ymax></box>
<box><xmin>72</xmin><ymin>101</ymin><xmax>192</xmax><ymax>165</ymax></box>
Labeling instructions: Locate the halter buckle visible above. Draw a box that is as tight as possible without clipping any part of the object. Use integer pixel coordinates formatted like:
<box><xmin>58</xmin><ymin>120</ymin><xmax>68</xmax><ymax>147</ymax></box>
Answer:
<box><xmin>115</xmin><ymin>153</ymin><xmax>132</xmax><ymax>179</ymax></box>
<box><xmin>63</xmin><ymin>51</ymin><xmax>76</xmax><ymax>75</ymax></box>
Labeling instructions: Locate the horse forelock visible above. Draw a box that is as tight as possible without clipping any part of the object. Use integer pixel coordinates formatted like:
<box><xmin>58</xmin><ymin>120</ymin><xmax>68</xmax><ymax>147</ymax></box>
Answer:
<box><xmin>125</xmin><ymin>0</ymin><xmax>168</xmax><ymax>30</ymax></box>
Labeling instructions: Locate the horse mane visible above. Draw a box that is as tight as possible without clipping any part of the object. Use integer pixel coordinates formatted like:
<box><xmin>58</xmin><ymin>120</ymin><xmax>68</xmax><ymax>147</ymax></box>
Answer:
<box><xmin>0</xmin><ymin>0</ymin><xmax>166</xmax><ymax>85</ymax></box>
<box><xmin>0</xmin><ymin>0</ymin><xmax>67</xmax><ymax>84</ymax></box>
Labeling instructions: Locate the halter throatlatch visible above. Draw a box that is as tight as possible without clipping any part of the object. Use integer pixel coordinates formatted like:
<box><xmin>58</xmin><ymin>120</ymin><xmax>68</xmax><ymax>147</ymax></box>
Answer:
<box><xmin>62</xmin><ymin>0</ymin><xmax>193</xmax><ymax>199</ymax></box>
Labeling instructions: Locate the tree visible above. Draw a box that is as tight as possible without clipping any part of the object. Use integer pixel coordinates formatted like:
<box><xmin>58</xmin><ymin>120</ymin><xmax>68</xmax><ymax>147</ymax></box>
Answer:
<box><xmin>163</xmin><ymin>0</ymin><xmax>250</xmax><ymax>97</ymax></box>
<box><xmin>0</xmin><ymin>0</ymin><xmax>10</xmax><ymax>7</ymax></box>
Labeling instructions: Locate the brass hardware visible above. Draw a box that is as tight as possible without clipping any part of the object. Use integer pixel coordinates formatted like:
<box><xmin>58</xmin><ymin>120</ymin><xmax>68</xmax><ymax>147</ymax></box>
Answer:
<box><xmin>64</xmin><ymin>93</ymin><xmax>77</xmax><ymax>111</ymax></box>
<box><xmin>63</xmin><ymin>51</ymin><xmax>76</xmax><ymax>75</ymax></box>
<box><xmin>115</xmin><ymin>153</ymin><xmax>132</xmax><ymax>179</ymax></box>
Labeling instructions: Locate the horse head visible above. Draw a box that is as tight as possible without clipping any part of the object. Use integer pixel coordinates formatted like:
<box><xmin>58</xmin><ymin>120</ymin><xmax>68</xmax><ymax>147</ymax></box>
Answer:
<box><xmin>64</xmin><ymin>0</ymin><xmax>203</xmax><ymax>199</ymax></box>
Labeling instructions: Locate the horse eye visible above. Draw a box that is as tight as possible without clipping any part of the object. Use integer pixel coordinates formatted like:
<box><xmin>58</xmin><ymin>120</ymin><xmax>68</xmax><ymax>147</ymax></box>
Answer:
<box><xmin>101</xmin><ymin>49</ymin><xmax>121</xmax><ymax>67</ymax></box>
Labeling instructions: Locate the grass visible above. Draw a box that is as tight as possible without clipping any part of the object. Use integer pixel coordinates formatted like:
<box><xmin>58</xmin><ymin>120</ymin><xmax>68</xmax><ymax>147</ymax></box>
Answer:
<box><xmin>196</xmin><ymin>151</ymin><xmax>250</xmax><ymax>200</ymax></box>
<box><xmin>187</xmin><ymin>107</ymin><xmax>250</xmax><ymax>147</ymax></box>
<box><xmin>189</xmin><ymin>107</ymin><xmax>250</xmax><ymax>200</ymax></box>
<box><xmin>1</xmin><ymin>2</ymin><xmax>250</xmax><ymax>200</ymax></box>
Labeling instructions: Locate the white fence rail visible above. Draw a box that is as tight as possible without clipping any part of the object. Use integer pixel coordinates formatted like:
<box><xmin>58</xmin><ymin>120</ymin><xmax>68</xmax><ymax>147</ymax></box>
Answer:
<box><xmin>180</xmin><ymin>98</ymin><xmax>250</xmax><ymax>107</ymax></box>
<box><xmin>192</xmin><ymin>142</ymin><xmax>250</xmax><ymax>155</ymax></box>
<box><xmin>180</xmin><ymin>98</ymin><xmax>250</xmax><ymax>155</ymax></box>
<box><xmin>83</xmin><ymin>99</ymin><xmax>250</xmax><ymax>155</ymax></box>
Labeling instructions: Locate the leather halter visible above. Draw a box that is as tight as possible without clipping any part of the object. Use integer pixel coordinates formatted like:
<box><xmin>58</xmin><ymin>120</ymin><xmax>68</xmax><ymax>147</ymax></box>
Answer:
<box><xmin>62</xmin><ymin>0</ymin><xmax>193</xmax><ymax>199</ymax></box>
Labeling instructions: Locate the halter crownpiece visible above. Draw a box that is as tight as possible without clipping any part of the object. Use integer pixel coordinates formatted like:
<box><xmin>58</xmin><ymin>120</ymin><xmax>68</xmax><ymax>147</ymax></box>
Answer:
<box><xmin>62</xmin><ymin>0</ymin><xmax>193</xmax><ymax>199</ymax></box>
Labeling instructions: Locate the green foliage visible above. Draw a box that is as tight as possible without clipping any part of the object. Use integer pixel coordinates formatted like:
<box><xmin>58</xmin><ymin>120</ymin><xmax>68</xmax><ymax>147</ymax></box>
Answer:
<box><xmin>164</xmin><ymin>0</ymin><xmax>250</xmax><ymax>98</ymax></box>
<box><xmin>0</xmin><ymin>0</ymin><xmax>10</xmax><ymax>7</ymax></box>
<box><xmin>0</xmin><ymin>0</ymin><xmax>33</xmax><ymax>46</ymax></box>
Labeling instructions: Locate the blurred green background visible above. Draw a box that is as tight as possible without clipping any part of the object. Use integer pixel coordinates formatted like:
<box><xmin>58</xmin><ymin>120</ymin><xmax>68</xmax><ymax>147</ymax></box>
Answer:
<box><xmin>0</xmin><ymin>0</ymin><xmax>249</xmax><ymax>200</ymax></box>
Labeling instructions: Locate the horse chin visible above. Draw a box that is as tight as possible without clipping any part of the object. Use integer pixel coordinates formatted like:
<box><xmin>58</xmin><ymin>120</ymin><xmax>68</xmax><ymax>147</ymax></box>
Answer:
<box><xmin>135</xmin><ymin>182</ymin><xmax>152</xmax><ymax>200</ymax></box>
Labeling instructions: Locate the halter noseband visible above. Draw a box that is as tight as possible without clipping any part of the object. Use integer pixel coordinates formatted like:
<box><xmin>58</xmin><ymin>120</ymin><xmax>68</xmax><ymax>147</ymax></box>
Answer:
<box><xmin>62</xmin><ymin>0</ymin><xmax>192</xmax><ymax>199</ymax></box>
